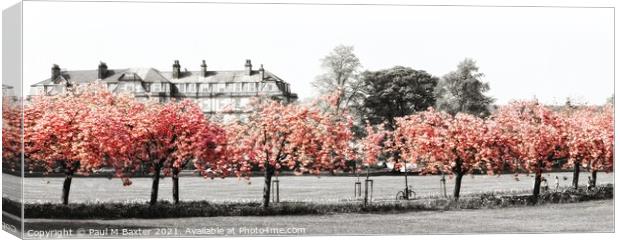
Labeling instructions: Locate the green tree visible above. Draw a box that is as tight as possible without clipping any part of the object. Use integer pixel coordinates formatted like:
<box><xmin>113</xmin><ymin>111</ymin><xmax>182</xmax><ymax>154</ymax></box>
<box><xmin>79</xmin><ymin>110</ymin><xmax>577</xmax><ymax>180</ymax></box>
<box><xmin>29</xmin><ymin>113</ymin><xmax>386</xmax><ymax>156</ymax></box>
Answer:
<box><xmin>435</xmin><ymin>58</ymin><xmax>494</xmax><ymax>117</ymax></box>
<box><xmin>312</xmin><ymin>45</ymin><xmax>363</xmax><ymax>114</ymax></box>
<box><xmin>360</xmin><ymin>66</ymin><xmax>438</xmax><ymax>130</ymax></box>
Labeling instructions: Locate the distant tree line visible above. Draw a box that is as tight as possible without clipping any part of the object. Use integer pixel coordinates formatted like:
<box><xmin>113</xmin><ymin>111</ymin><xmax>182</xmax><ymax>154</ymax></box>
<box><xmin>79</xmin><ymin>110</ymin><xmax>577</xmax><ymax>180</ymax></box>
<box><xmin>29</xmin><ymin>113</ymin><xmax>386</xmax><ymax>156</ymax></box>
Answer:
<box><xmin>312</xmin><ymin>45</ymin><xmax>494</xmax><ymax>133</ymax></box>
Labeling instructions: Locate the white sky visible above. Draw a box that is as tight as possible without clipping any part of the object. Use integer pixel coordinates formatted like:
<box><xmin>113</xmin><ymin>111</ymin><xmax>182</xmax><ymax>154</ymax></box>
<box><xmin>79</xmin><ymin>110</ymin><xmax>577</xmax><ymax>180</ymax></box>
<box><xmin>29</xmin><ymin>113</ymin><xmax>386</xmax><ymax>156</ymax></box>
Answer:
<box><xmin>22</xmin><ymin>1</ymin><xmax>614</xmax><ymax>105</ymax></box>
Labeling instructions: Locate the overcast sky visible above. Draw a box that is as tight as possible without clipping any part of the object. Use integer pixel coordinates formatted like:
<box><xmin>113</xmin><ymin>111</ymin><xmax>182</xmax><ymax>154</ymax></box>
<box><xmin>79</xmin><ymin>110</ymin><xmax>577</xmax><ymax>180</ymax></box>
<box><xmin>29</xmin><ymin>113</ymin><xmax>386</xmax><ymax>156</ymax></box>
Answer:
<box><xmin>22</xmin><ymin>1</ymin><xmax>613</xmax><ymax>105</ymax></box>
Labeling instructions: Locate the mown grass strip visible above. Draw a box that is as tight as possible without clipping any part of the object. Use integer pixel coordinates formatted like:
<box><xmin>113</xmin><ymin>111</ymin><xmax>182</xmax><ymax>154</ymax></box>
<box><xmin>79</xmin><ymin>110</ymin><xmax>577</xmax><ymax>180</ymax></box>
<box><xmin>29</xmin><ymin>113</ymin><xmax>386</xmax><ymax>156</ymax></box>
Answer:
<box><xmin>3</xmin><ymin>184</ymin><xmax>612</xmax><ymax>219</ymax></box>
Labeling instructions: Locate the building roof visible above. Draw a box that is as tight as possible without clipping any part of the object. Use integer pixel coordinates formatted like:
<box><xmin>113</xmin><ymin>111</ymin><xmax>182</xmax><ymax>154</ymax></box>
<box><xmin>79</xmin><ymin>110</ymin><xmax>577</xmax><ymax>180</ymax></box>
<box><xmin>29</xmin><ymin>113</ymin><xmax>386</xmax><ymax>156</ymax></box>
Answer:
<box><xmin>162</xmin><ymin>70</ymin><xmax>284</xmax><ymax>83</ymax></box>
<box><xmin>31</xmin><ymin>68</ymin><xmax>170</xmax><ymax>86</ymax></box>
<box><xmin>32</xmin><ymin>68</ymin><xmax>286</xmax><ymax>86</ymax></box>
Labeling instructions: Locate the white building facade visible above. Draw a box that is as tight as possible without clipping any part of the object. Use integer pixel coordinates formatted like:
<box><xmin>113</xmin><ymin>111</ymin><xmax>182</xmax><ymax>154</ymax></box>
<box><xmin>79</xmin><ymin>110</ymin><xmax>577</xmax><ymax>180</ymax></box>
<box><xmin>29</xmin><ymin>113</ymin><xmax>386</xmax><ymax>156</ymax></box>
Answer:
<box><xmin>30</xmin><ymin>60</ymin><xmax>298</xmax><ymax>122</ymax></box>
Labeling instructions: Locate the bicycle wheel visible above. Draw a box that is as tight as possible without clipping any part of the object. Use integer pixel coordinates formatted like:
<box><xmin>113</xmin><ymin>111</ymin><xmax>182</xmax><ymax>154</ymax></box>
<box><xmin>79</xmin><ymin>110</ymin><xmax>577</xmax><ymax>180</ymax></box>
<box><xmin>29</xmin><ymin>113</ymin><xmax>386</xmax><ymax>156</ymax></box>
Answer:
<box><xmin>409</xmin><ymin>190</ymin><xmax>416</xmax><ymax>199</ymax></box>
<box><xmin>396</xmin><ymin>191</ymin><xmax>405</xmax><ymax>200</ymax></box>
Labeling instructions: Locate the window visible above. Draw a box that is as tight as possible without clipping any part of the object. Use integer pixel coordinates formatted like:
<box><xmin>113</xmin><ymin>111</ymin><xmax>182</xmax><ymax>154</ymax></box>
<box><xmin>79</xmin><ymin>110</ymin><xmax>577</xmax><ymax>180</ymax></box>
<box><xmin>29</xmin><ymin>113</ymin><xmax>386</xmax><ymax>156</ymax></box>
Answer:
<box><xmin>235</xmin><ymin>83</ymin><xmax>241</xmax><ymax>92</ymax></box>
<box><xmin>125</xmin><ymin>84</ymin><xmax>134</xmax><ymax>92</ymax></box>
<box><xmin>267</xmin><ymin>84</ymin><xmax>273</xmax><ymax>91</ymax></box>
<box><xmin>235</xmin><ymin>98</ymin><xmax>241</xmax><ymax>109</ymax></box>
<box><xmin>188</xmin><ymin>84</ymin><xmax>196</xmax><ymax>92</ymax></box>
<box><xmin>218</xmin><ymin>84</ymin><xmax>225</xmax><ymax>92</ymax></box>
<box><xmin>152</xmin><ymin>83</ymin><xmax>161</xmax><ymax>92</ymax></box>
<box><xmin>218</xmin><ymin>99</ymin><xmax>226</xmax><ymax>109</ymax></box>
<box><xmin>200</xmin><ymin>84</ymin><xmax>209</xmax><ymax>93</ymax></box>
<box><xmin>249</xmin><ymin>83</ymin><xmax>256</xmax><ymax>92</ymax></box>
<box><xmin>202</xmin><ymin>99</ymin><xmax>210</xmax><ymax>111</ymax></box>
<box><xmin>177</xmin><ymin>84</ymin><xmax>186</xmax><ymax>92</ymax></box>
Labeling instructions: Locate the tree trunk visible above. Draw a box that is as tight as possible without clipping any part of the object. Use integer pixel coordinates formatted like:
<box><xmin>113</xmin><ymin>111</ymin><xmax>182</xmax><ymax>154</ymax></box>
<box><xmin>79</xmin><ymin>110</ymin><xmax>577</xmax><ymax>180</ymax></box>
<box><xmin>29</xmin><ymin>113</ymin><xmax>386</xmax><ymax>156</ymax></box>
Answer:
<box><xmin>262</xmin><ymin>165</ymin><xmax>275</xmax><ymax>208</ymax></box>
<box><xmin>532</xmin><ymin>158</ymin><xmax>544</xmax><ymax>197</ymax></box>
<box><xmin>404</xmin><ymin>164</ymin><xmax>409</xmax><ymax>200</ymax></box>
<box><xmin>61</xmin><ymin>169</ymin><xmax>74</xmax><ymax>205</ymax></box>
<box><xmin>453</xmin><ymin>172</ymin><xmax>464</xmax><ymax>200</ymax></box>
<box><xmin>572</xmin><ymin>160</ymin><xmax>580</xmax><ymax>189</ymax></box>
<box><xmin>591</xmin><ymin>170</ymin><xmax>598</xmax><ymax>187</ymax></box>
<box><xmin>532</xmin><ymin>171</ymin><xmax>542</xmax><ymax>197</ymax></box>
<box><xmin>150</xmin><ymin>164</ymin><xmax>162</xmax><ymax>206</ymax></box>
<box><xmin>452</xmin><ymin>159</ymin><xmax>464</xmax><ymax>200</ymax></box>
<box><xmin>172</xmin><ymin>168</ymin><xmax>180</xmax><ymax>204</ymax></box>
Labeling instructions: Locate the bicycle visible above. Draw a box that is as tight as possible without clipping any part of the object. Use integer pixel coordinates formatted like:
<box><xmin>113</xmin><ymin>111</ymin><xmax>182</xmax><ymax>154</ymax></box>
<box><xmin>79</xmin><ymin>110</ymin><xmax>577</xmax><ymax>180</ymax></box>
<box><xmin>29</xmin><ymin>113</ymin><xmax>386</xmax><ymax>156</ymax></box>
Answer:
<box><xmin>395</xmin><ymin>185</ymin><xmax>416</xmax><ymax>200</ymax></box>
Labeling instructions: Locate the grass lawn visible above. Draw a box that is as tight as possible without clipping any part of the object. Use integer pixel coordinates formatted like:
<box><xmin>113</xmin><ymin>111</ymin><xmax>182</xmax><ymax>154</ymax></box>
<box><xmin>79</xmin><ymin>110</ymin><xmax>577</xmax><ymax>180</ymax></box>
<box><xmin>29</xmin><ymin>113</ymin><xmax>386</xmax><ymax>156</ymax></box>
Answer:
<box><xmin>21</xmin><ymin>200</ymin><xmax>613</xmax><ymax>237</ymax></box>
<box><xmin>4</xmin><ymin>171</ymin><xmax>613</xmax><ymax>203</ymax></box>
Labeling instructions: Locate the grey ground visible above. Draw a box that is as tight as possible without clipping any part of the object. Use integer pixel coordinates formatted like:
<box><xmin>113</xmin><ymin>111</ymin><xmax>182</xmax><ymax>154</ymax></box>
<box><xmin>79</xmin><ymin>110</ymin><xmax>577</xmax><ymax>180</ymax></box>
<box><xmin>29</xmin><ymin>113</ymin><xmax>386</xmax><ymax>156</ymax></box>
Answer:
<box><xmin>15</xmin><ymin>200</ymin><xmax>613</xmax><ymax>237</ymax></box>
<box><xmin>3</xmin><ymin>172</ymin><xmax>614</xmax><ymax>203</ymax></box>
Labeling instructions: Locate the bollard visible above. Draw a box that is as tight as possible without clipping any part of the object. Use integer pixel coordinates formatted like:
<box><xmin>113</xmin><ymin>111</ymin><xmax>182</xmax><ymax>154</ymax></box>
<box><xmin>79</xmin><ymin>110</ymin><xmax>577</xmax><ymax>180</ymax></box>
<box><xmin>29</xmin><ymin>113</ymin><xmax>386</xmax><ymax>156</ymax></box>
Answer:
<box><xmin>354</xmin><ymin>181</ymin><xmax>362</xmax><ymax>198</ymax></box>
<box><xmin>364</xmin><ymin>179</ymin><xmax>374</xmax><ymax>205</ymax></box>
<box><xmin>271</xmin><ymin>179</ymin><xmax>280</xmax><ymax>203</ymax></box>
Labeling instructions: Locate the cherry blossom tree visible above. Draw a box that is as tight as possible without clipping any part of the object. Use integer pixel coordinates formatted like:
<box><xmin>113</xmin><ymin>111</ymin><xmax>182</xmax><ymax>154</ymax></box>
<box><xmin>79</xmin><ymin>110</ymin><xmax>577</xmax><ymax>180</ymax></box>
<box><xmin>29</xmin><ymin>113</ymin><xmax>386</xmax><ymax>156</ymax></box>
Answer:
<box><xmin>492</xmin><ymin>101</ymin><xmax>568</xmax><ymax>197</ymax></box>
<box><xmin>358</xmin><ymin>122</ymin><xmax>389</xmax><ymax>170</ymax></box>
<box><xmin>393</xmin><ymin>109</ymin><xmax>506</xmax><ymax>200</ymax></box>
<box><xmin>131</xmin><ymin>99</ymin><xmax>228</xmax><ymax>205</ymax></box>
<box><xmin>26</xmin><ymin>83</ymin><xmax>140</xmax><ymax>204</ymax></box>
<box><xmin>168</xmin><ymin>101</ymin><xmax>227</xmax><ymax>204</ymax></box>
<box><xmin>563</xmin><ymin>104</ymin><xmax>614</xmax><ymax>188</ymax></box>
<box><xmin>227</xmin><ymin>99</ymin><xmax>354</xmax><ymax>208</ymax></box>
<box><xmin>77</xmin><ymin>92</ymin><xmax>145</xmax><ymax>187</ymax></box>
<box><xmin>593</xmin><ymin>104</ymin><xmax>614</xmax><ymax>186</ymax></box>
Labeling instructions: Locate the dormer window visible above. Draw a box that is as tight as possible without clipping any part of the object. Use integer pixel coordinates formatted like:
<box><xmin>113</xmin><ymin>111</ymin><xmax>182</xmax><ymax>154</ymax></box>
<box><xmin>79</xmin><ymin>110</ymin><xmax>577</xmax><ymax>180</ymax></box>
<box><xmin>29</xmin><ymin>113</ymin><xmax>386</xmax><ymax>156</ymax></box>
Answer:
<box><xmin>120</xmin><ymin>73</ymin><xmax>141</xmax><ymax>81</ymax></box>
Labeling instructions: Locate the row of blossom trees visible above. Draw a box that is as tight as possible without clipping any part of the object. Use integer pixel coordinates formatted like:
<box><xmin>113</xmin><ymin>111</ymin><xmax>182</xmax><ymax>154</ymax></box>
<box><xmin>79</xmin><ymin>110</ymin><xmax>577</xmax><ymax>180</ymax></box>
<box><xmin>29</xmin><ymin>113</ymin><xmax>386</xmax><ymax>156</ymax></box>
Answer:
<box><xmin>13</xmin><ymin>84</ymin><xmax>228</xmax><ymax>205</ymax></box>
<box><xmin>364</xmin><ymin>101</ymin><xmax>614</xmax><ymax>199</ymax></box>
<box><xmin>4</xmin><ymin>84</ymin><xmax>355</xmax><ymax>207</ymax></box>
<box><xmin>2</xmin><ymin>83</ymin><xmax>614</xmax><ymax>206</ymax></box>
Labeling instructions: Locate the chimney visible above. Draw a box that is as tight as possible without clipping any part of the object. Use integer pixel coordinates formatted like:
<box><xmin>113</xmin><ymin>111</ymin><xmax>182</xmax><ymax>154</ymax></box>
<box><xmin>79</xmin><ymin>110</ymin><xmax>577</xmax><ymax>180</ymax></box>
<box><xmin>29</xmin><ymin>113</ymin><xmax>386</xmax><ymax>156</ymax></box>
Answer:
<box><xmin>97</xmin><ymin>62</ymin><xmax>108</xmax><ymax>79</ymax></box>
<box><xmin>200</xmin><ymin>60</ymin><xmax>208</xmax><ymax>77</ymax></box>
<box><xmin>51</xmin><ymin>64</ymin><xmax>61</xmax><ymax>83</ymax></box>
<box><xmin>244</xmin><ymin>59</ymin><xmax>252</xmax><ymax>75</ymax></box>
<box><xmin>172</xmin><ymin>60</ymin><xmax>181</xmax><ymax>79</ymax></box>
<box><xmin>259</xmin><ymin>64</ymin><xmax>265</xmax><ymax>80</ymax></box>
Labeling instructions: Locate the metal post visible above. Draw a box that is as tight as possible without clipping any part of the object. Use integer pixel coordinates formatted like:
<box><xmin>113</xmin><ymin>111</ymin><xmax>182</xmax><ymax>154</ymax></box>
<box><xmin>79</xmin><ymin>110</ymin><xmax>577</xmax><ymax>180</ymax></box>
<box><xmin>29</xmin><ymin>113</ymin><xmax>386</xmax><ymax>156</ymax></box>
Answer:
<box><xmin>363</xmin><ymin>166</ymin><xmax>372</xmax><ymax>206</ymax></box>
<box><xmin>354</xmin><ymin>181</ymin><xmax>362</xmax><ymax>198</ymax></box>
<box><xmin>365</xmin><ymin>179</ymin><xmax>374</xmax><ymax>201</ymax></box>
<box><xmin>275</xmin><ymin>179</ymin><xmax>279</xmax><ymax>203</ymax></box>
<box><xmin>271</xmin><ymin>177</ymin><xmax>280</xmax><ymax>203</ymax></box>
<box><xmin>441</xmin><ymin>173</ymin><xmax>447</xmax><ymax>198</ymax></box>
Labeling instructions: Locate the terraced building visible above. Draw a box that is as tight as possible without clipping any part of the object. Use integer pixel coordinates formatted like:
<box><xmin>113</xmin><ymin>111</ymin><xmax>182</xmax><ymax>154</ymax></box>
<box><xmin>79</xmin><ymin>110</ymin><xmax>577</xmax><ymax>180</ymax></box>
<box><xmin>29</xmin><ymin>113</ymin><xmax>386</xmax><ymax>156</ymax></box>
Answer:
<box><xmin>30</xmin><ymin>60</ymin><xmax>298</xmax><ymax>122</ymax></box>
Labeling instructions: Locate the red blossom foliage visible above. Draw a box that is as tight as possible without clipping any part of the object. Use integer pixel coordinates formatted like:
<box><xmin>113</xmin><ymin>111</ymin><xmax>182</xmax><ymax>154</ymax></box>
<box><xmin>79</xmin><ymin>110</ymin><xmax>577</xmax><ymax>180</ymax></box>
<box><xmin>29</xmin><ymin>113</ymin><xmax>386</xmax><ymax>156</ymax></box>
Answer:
<box><xmin>563</xmin><ymin>104</ymin><xmax>614</xmax><ymax>173</ymax></box>
<box><xmin>226</xmin><ymin>98</ymin><xmax>355</xmax><ymax>207</ymax></box>
<box><xmin>492</xmin><ymin>101</ymin><xmax>568</xmax><ymax>173</ymax></box>
<box><xmin>392</xmin><ymin>109</ymin><xmax>505</xmax><ymax>175</ymax></box>
<box><xmin>2</xmin><ymin>96</ymin><xmax>22</xmax><ymax>171</ymax></box>
<box><xmin>228</xmin><ymin>100</ymin><xmax>354</xmax><ymax>177</ymax></box>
